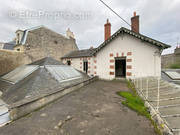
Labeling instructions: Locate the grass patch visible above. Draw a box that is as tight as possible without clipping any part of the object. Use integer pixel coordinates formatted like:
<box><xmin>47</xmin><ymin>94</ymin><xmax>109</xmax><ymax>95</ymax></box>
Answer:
<box><xmin>169</xmin><ymin>63</ymin><xmax>180</xmax><ymax>69</ymax></box>
<box><xmin>117</xmin><ymin>80</ymin><xmax>162</xmax><ymax>135</ymax></box>
<box><xmin>117</xmin><ymin>91</ymin><xmax>150</xmax><ymax>118</ymax></box>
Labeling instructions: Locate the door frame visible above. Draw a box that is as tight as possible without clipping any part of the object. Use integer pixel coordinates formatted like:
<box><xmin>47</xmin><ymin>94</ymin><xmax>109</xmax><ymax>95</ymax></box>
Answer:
<box><xmin>83</xmin><ymin>60</ymin><xmax>88</xmax><ymax>74</ymax></box>
<box><xmin>115</xmin><ymin>57</ymin><xmax>126</xmax><ymax>78</ymax></box>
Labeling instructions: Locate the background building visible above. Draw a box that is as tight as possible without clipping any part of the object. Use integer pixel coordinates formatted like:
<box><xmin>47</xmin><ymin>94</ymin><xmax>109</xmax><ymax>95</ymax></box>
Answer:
<box><xmin>0</xmin><ymin>26</ymin><xmax>78</xmax><ymax>75</ymax></box>
<box><xmin>162</xmin><ymin>47</ymin><xmax>180</xmax><ymax>68</ymax></box>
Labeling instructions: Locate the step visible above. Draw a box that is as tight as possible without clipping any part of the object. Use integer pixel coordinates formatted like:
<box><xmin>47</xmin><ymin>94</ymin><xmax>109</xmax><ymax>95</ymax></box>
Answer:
<box><xmin>150</xmin><ymin>98</ymin><xmax>180</xmax><ymax>107</ymax></box>
<box><xmin>144</xmin><ymin>89</ymin><xmax>180</xmax><ymax>97</ymax></box>
<box><xmin>159</xmin><ymin>106</ymin><xmax>180</xmax><ymax>116</ymax></box>
<box><xmin>164</xmin><ymin>117</ymin><xmax>180</xmax><ymax>129</ymax></box>
<box><xmin>142</xmin><ymin>87</ymin><xmax>179</xmax><ymax>94</ymax></box>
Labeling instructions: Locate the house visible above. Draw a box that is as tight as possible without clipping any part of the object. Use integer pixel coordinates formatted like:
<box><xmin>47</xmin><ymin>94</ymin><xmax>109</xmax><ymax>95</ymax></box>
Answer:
<box><xmin>7</xmin><ymin>26</ymin><xmax>78</xmax><ymax>61</ymax></box>
<box><xmin>161</xmin><ymin>46</ymin><xmax>180</xmax><ymax>68</ymax></box>
<box><xmin>0</xmin><ymin>26</ymin><xmax>79</xmax><ymax>75</ymax></box>
<box><xmin>61</xmin><ymin>12</ymin><xmax>171</xmax><ymax>80</ymax></box>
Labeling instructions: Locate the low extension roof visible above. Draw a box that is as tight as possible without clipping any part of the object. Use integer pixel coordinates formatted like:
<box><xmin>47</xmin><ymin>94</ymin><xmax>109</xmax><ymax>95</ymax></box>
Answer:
<box><xmin>62</xmin><ymin>48</ymin><xmax>96</xmax><ymax>58</ymax></box>
<box><xmin>62</xmin><ymin>27</ymin><xmax>171</xmax><ymax>59</ymax></box>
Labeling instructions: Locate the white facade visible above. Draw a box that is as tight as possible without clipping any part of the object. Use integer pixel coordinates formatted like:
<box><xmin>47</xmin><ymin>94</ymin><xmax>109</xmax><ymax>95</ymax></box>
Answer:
<box><xmin>62</xmin><ymin>33</ymin><xmax>161</xmax><ymax>80</ymax></box>
<box><xmin>62</xmin><ymin>56</ymin><xmax>96</xmax><ymax>76</ymax></box>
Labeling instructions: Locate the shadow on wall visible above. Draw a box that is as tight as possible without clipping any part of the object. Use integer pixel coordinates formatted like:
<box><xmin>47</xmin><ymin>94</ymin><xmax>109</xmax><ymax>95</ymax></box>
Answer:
<box><xmin>0</xmin><ymin>50</ymin><xmax>31</xmax><ymax>75</ymax></box>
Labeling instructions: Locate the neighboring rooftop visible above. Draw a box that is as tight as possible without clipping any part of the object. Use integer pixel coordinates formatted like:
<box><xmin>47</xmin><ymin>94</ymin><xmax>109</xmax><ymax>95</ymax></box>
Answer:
<box><xmin>62</xmin><ymin>48</ymin><xmax>96</xmax><ymax>58</ymax></box>
<box><xmin>29</xmin><ymin>57</ymin><xmax>64</xmax><ymax>66</ymax></box>
<box><xmin>0</xmin><ymin>57</ymin><xmax>89</xmax><ymax>104</ymax></box>
<box><xmin>3</xmin><ymin>41</ymin><xmax>16</xmax><ymax>50</ymax></box>
<box><xmin>16</xmin><ymin>25</ymin><xmax>71</xmax><ymax>45</ymax></box>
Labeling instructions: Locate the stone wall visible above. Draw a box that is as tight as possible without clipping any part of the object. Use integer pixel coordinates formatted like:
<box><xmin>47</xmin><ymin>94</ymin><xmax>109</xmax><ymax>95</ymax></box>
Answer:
<box><xmin>0</xmin><ymin>50</ymin><xmax>31</xmax><ymax>75</ymax></box>
<box><xmin>23</xmin><ymin>27</ymin><xmax>78</xmax><ymax>62</ymax></box>
<box><xmin>162</xmin><ymin>48</ymin><xmax>180</xmax><ymax>68</ymax></box>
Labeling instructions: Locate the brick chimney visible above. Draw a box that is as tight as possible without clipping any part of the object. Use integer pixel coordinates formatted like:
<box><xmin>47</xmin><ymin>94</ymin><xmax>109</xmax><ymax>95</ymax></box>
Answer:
<box><xmin>131</xmin><ymin>12</ymin><xmax>139</xmax><ymax>33</ymax></box>
<box><xmin>104</xmin><ymin>19</ymin><xmax>111</xmax><ymax>41</ymax></box>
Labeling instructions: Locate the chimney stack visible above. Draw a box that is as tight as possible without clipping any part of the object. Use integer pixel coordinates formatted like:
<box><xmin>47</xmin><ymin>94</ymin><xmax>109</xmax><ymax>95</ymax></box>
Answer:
<box><xmin>131</xmin><ymin>12</ymin><xmax>139</xmax><ymax>33</ymax></box>
<box><xmin>104</xmin><ymin>19</ymin><xmax>111</xmax><ymax>41</ymax></box>
<box><xmin>66</xmin><ymin>28</ymin><xmax>75</xmax><ymax>39</ymax></box>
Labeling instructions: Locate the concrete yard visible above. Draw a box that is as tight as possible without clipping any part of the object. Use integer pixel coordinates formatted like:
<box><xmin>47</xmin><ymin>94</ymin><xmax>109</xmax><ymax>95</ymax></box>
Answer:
<box><xmin>0</xmin><ymin>80</ymin><xmax>156</xmax><ymax>135</ymax></box>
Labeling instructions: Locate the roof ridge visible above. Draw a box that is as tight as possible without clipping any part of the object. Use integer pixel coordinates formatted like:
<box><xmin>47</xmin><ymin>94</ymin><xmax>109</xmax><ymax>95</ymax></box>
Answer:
<box><xmin>93</xmin><ymin>27</ymin><xmax>171</xmax><ymax>55</ymax></box>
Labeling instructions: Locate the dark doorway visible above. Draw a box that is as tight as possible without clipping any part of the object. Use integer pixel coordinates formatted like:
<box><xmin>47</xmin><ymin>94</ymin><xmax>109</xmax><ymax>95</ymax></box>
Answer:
<box><xmin>67</xmin><ymin>60</ymin><xmax>71</xmax><ymax>65</ymax></box>
<box><xmin>83</xmin><ymin>61</ymin><xmax>88</xmax><ymax>74</ymax></box>
<box><xmin>115</xmin><ymin>57</ymin><xmax>126</xmax><ymax>77</ymax></box>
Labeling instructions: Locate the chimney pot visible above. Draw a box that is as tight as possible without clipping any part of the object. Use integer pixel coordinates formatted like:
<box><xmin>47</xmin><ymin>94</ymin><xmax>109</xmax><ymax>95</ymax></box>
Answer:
<box><xmin>134</xmin><ymin>12</ymin><xmax>136</xmax><ymax>17</ymax></box>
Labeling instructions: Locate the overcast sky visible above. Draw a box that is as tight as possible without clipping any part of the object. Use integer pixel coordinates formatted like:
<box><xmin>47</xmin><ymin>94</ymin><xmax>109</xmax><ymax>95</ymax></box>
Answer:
<box><xmin>0</xmin><ymin>0</ymin><xmax>179</xmax><ymax>54</ymax></box>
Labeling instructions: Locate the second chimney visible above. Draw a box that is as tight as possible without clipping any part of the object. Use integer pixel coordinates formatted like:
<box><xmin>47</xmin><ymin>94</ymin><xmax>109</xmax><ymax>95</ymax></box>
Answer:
<box><xmin>131</xmin><ymin>12</ymin><xmax>139</xmax><ymax>33</ymax></box>
<box><xmin>104</xmin><ymin>19</ymin><xmax>111</xmax><ymax>41</ymax></box>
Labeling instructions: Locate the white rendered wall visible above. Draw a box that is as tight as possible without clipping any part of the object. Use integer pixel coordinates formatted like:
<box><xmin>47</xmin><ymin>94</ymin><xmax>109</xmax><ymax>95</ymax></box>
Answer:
<box><xmin>95</xmin><ymin>34</ymin><xmax>161</xmax><ymax>80</ymax></box>
<box><xmin>62</xmin><ymin>57</ymin><xmax>94</xmax><ymax>76</ymax></box>
<box><xmin>62</xmin><ymin>34</ymin><xmax>161</xmax><ymax>80</ymax></box>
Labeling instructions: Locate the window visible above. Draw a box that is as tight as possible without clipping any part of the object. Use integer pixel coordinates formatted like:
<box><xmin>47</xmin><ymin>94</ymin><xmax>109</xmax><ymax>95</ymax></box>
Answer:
<box><xmin>17</xmin><ymin>48</ymin><xmax>20</xmax><ymax>51</ymax></box>
<box><xmin>67</xmin><ymin>60</ymin><xmax>71</xmax><ymax>65</ymax></box>
<box><xmin>54</xmin><ymin>40</ymin><xmax>58</xmax><ymax>44</ymax></box>
<box><xmin>83</xmin><ymin>61</ymin><xmax>88</xmax><ymax>74</ymax></box>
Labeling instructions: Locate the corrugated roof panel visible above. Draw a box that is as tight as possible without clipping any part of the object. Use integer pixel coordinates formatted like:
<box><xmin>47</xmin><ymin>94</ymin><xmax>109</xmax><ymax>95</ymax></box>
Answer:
<box><xmin>1</xmin><ymin>65</ymin><xmax>39</xmax><ymax>84</ymax></box>
<box><xmin>45</xmin><ymin>65</ymin><xmax>82</xmax><ymax>82</ymax></box>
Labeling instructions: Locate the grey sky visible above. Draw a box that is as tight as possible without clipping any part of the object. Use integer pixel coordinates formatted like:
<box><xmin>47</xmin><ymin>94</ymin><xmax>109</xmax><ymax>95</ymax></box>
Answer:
<box><xmin>0</xmin><ymin>0</ymin><xmax>179</xmax><ymax>54</ymax></box>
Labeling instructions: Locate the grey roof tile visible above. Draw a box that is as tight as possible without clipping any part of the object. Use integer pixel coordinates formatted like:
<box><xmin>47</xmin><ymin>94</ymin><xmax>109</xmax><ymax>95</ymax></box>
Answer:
<box><xmin>62</xmin><ymin>27</ymin><xmax>171</xmax><ymax>59</ymax></box>
<box><xmin>3</xmin><ymin>41</ymin><xmax>16</xmax><ymax>50</ymax></box>
<box><xmin>93</xmin><ymin>27</ymin><xmax>171</xmax><ymax>54</ymax></box>
<box><xmin>62</xmin><ymin>48</ymin><xmax>96</xmax><ymax>58</ymax></box>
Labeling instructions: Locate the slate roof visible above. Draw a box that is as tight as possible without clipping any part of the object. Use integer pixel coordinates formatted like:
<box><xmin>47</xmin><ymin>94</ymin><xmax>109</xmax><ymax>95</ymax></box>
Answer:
<box><xmin>62</xmin><ymin>27</ymin><xmax>171</xmax><ymax>58</ymax></box>
<box><xmin>3</xmin><ymin>41</ymin><xmax>16</xmax><ymax>50</ymax></box>
<box><xmin>93</xmin><ymin>27</ymin><xmax>171</xmax><ymax>54</ymax></box>
<box><xmin>0</xmin><ymin>57</ymin><xmax>89</xmax><ymax>104</ymax></box>
<box><xmin>17</xmin><ymin>25</ymin><xmax>69</xmax><ymax>45</ymax></box>
<box><xmin>62</xmin><ymin>48</ymin><xmax>97</xmax><ymax>58</ymax></box>
<box><xmin>29</xmin><ymin>57</ymin><xmax>64</xmax><ymax>66</ymax></box>
<box><xmin>19</xmin><ymin>25</ymin><xmax>44</xmax><ymax>45</ymax></box>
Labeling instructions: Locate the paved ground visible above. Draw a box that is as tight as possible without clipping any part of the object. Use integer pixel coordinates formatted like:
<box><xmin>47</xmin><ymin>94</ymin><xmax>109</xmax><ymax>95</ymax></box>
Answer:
<box><xmin>0</xmin><ymin>80</ymin><xmax>156</xmax><ymax>135</ymax></box>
